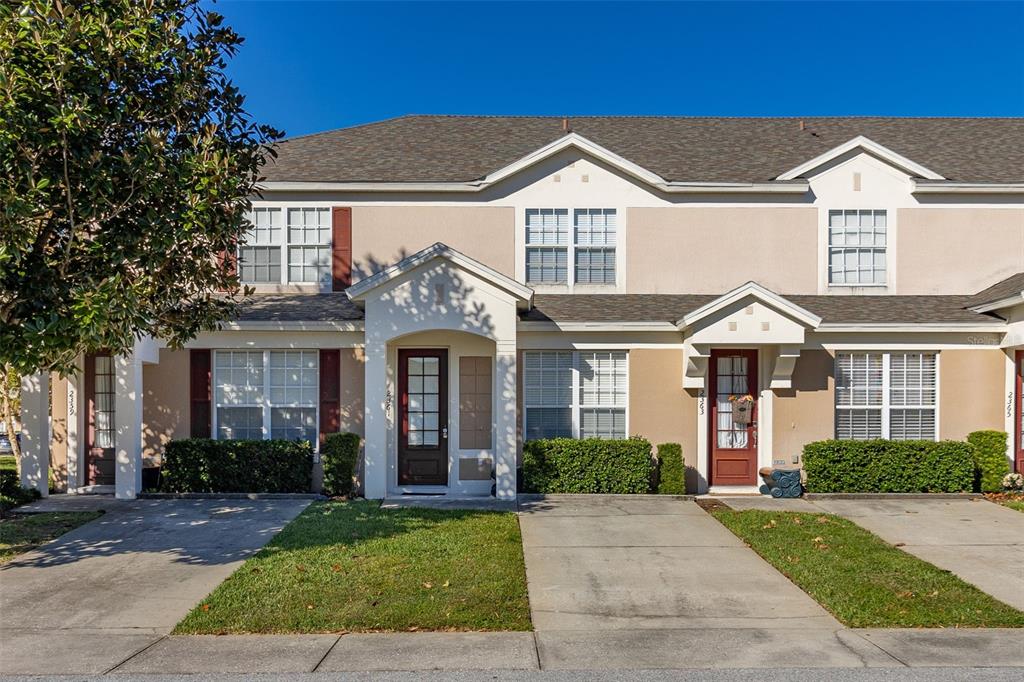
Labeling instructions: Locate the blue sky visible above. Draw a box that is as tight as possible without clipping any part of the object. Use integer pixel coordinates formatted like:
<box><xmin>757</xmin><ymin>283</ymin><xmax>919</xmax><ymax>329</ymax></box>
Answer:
<box><xmin>214</xmin><ymin>1</ymin><xmax>1024</xmax><ymax>138</ymax></box>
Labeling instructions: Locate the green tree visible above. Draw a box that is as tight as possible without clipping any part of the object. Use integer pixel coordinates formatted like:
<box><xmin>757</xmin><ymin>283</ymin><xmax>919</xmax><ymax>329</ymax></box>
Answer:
<box><xmin>0</xmin><ymin>0</ymin><xmax>280</xmax><ymax>377</ymax></box>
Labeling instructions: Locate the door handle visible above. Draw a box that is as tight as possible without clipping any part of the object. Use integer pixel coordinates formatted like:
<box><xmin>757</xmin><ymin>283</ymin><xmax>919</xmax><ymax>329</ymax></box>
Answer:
<box><xmin>442</xmin><ymin>427</ymin><xmax>448</xmax><ymax>439</ymax></box>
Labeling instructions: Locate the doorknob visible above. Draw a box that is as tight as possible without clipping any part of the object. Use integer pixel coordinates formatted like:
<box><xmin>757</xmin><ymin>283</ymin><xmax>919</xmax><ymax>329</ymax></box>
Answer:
<box><xmin>442</xmin><ymin>427</ymin><xmax>448</xmax><ymax>439</ymax></box>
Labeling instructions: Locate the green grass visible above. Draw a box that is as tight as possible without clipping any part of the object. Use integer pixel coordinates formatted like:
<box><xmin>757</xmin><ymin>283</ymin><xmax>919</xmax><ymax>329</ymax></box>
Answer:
<box><xmin>175</xmin><ymin>500</ymin><xmax>531</xmax><ymax>634</ymax></box>
<box><xmin>0</xmin><ymin>512</ymin><xmax>102</xmax><ymax>563</ymax></box>
<box><xmin>999</xmin><ymin>499</ymin><xmax>1024</xmax><ymax>513</ymax></box>
<box><xmin>711</xmin><ymin>508</ymin><xmax>1024</xmax><ymax>628</ymax></box>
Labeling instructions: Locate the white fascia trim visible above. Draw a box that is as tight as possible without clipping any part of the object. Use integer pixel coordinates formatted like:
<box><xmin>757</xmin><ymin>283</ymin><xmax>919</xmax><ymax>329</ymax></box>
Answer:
<box><xmin>218</xmin><ymin>320</ymin><xmax>365</xmax><ymax>332</ymax></box>
<box><xmin>969</xmin><ymin>293</ymin><xmax>1024</xmax><ymax>314</ymax></box>
<box><xmin>913</xmin><ymin>181</ymin><xmax>1024</xmax><ymax>195</ymax></box>
<box><xmin>678</xmin><ymin>281</ymin><xmax>822</xmax><ymax>329</ymax></box>
<box><xmin>816</xmin><ymin>322</ymin><xmax>1006</xmax><ymax>333</ymax></box>
<box><xmin>776</xmin><ymin>135</ymin><xmax>945</xmax><ymax>181</ymax></box>
<box><xmin>345</xmin><ymin>242</ymin><xmax>534</xmax><ymax>307</ymax></box>
<box><xmin>517</xmin><ymin>320</ymin><xmax>680</xmax><ymax>332</ymax></box>
<box><xmin>258</xmin><ymin>133</ymin><xmax>810</xmax><ymax>195</ymax></box>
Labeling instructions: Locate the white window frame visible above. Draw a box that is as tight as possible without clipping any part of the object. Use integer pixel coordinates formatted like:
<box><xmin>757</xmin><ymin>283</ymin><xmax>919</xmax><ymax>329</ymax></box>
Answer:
<box><xmin>524</xmin><ymin>207</ymin><xmax>619</xmax><ymax>289</ymax></box>
<box><xmin>212</xmin><ymin>350</ymin><xmax>320</xmax><ymax>449</ymax></box>
<box><xmin>238</xmin><ymin>206</ymin><xmax>332</xmax><ymax>287</ymax></box>
<box><xmin>827</xmin><ymin>209</ymin><xmax>888</xmax><ymax>287</ymax></box>
<box><xmin>834</xmin><ymin>351</ymin><xmax>939</xmax><ymax>440</ymax></box>
<box><xmin>522</xmin><ymin>350</ymin><xmax>629</xmax><ymax>440</ymax></box>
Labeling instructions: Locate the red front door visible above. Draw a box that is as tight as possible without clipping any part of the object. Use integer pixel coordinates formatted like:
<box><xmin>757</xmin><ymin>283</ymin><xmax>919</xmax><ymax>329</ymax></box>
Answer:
<box><xmin>709</xmin><ymin>349</ymin><xmax>758</xmax><ymax>486</ymax></box>
<box><xmin>84</xmin><ymin>353</ymin><xmax>116</xmax><ymax>486</ymax></box>
<box><xmin>398</xmin><ymin>349</ymin><xmax>449</xmax><ymax>486</ymax></box>
<box><xmin>1016</xmin><ymin>351</ymin><xmax>1023</xmax><ymax>475</ymax></box>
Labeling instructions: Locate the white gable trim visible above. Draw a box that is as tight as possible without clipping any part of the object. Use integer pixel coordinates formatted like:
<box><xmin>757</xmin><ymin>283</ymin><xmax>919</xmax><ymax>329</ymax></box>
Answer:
<box><xmin>969</xmin><ymin>292</ymin><xmax>1024</xmax><ymax>314</ymax></box>
<box><xmin>346</xmin><ymin>242</ymin><xmax>534</xmax><ymax>308</ymax></box>
<box><xmin>258</xmin><ymin>133</ymin><xmax>809</xmax><ymax>195</ymax></box>
<box><xmin>776</xmin><ymin>135</ymin><xmax>945</xmax><ymax>181</ymax></box>
<box><xmin>913</xmin><ymin>181</ymin><xmax>1024</xmax><ymax>195</ymax></box>
<box><xmin>677</xmin><ymin>281</ymin><xmax>822</xmax><ymax>329</ymax></box>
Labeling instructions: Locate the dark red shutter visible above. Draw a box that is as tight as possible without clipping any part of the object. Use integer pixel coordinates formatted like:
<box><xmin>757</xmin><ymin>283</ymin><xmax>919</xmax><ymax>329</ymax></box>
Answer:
<box><xmin>320</xmin><ymin>349</ymin><xmax>341</xmax><ymax>443</ymax></box>
<box><xmin>331</xmin><ymin>207</ymin><xmax>352</xmax><ymax>290</ymax></box>
<box><xmin>189</xmin><ymin>349</ymin><xmax>212</xmax><ymax>438</ymax></box>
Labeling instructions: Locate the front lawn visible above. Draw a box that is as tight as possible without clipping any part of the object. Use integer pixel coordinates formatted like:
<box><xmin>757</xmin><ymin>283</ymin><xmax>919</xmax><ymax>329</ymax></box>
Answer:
<box><xmin>985</xmin><ymin>493</ymin><xmax>1024</xmax><ymax>513</ymax></box>
<box><xmin>711</xmin><ymin>508</ymin><xmax>1024</xmax><ymax>628</ymax></box>
<box><xmin>0</xmin><ymin>512</ymin><xmax>102</xmax><ymax>564</ymax></box>
<box><xmin>175</xmin><ymin>500</ymin><xmax>531</xmax><ymax>633</ymax></box>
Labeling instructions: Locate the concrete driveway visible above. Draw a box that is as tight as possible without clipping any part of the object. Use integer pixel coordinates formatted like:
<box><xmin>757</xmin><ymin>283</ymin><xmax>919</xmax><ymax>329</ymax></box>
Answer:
<box><xmin>515</xmin><ymin>495</ymin><xmax>893</xmax><ymax>669</ymax></box>
<box><xmin>723</xmin><ymin>496</ymin><xmax>1024</xmax><ymax>612</ymax></box>
<box><xmin>0</xmin><ymin>497</ymin><xmax>310</xmax><ymax>675</ymax></box>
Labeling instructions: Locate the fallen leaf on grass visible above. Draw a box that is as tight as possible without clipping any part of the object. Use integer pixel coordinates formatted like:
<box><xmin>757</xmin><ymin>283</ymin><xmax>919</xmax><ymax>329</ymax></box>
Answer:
<box><xmin>791</xmin><ymin>517</ymin><xmax>802</xmax><ymax>525</ymax></box>
<box><xmin>812</xmin><ymin>536</ymin><xmax>824</xmax><ymax>543</ymax></box>
<box><xmin>423</xmin><ymin>582</ymin><xmax>433</xmax><ymax>589</ymax></box>
<box><xmin>762</xmin><ymin>519</ymin><xmax>778</xmax><ymax>529</ymax></box>
<box><xmin>201</xmin><ymin>604</ymin><xmax>210</xmax><ymax>612</ymax></box>
<box><xmin>331</xmin><ymin>564</ymin><xmax>343</xmax><ymax>572</ymax></box>
<box><xmin>442</xmin><ymin>580</ymin><xmax>450</xmax><ymax>588</ymax></box>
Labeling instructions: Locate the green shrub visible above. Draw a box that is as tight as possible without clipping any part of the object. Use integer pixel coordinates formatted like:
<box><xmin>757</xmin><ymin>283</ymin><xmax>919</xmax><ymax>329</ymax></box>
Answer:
<box><xmin>803</xmin><ymin>439</ymin><xmax>974</xmax><ymax>493</ymax></box>
<box><xmin>522</xmin><ymin>437</ymin><xmax>654</xmax><ymax>494</ymax></box>
<box><xmin>160</xmin><ymin>439</ymin><xmax>313</xmax><ymax>493</ymax></box>
<box><xmin>321</xmin><ymin>432</ymin><xmax>361</xmax><ymax>496</ymax></box>
<box><xmin>0</xmin><ymin>468</ymin><xmax>41</xmax><ymax>513</ymax></box>
<box><xmin>656</xmin><ymin>443</ymin><xmax>685</xmax><ymax>494</ymax></box>
<box><xmin>967</xmin><ymin>430</ymin><xmax>1010</xmax><ymax>493</ymax></box>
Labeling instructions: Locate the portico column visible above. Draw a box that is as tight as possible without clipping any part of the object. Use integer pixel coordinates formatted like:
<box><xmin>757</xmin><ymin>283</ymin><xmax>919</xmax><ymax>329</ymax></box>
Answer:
<box><xmin>363</xmin><ymin>340</ymin><xmax>388</xmax><ymax>499</ymax></box>
<box><xmin>114</xmin><ymin>353</ymin><xmax>143</xmax><ymax>499</ymax></box>
<box><xmin>19</xmin><ymin>372</ymin><xmax>50</xmax><ymax>496</ymax></box>
<box><xmin>494</xmin><ymin>342</ymin><xmax>517</xmax><ymax>500</ymax></box>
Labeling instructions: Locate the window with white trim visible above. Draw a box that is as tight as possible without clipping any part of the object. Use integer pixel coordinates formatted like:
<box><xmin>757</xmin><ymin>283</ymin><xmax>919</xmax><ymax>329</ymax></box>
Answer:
<box><xmin>214</xmin><ymin>350</ymin><xmax>318</xmax><ymax>444</ymax></box>
<box><xmin>239</xmin><ymin>207</ymin><xmax>332</xmax><ymax>285</ymax></box>
<box><xmin>525</xmin><ymin>208</ymin><xmax>616</xmax><ymax>286</ymax></box>
<box><xmin>828</xmin><ymin>209</ymin><xmax>887</xmax><ymax>285</ymax></box>
<box><xmin>523</xmin><ymin>351</ymin><xmax>628</xmax><ymax>440</ymax></box>
<box><xmin>835</xmin><ymin>351</ymin><xmax>936</xmax><ymax>440</ymax></box>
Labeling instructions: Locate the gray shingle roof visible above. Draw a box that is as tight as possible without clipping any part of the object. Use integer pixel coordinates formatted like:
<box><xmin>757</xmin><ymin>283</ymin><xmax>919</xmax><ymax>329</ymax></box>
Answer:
<box><xmin>265</xmin><ymin>116</ymin><xmax>1024</xmax><ymax>184</ymax></box>
<box><xmin>968</xmin><ymin>272</ymin><xmax>1024</xmax><ymax>307</ymax></box>
<box><xmin>234</xmin><ymin>294</ymin><xmax>363</xmax><ymax>322</ymax></box>
<box><xmin>522</xmin><ymin>294</ymin><xmax>999</xmax><ymax>325</ymax></box>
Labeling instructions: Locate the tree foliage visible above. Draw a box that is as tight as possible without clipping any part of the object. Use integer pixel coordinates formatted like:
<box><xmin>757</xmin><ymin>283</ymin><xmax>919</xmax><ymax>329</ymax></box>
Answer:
<box><xmin>0</xmin><ymin>0</ymin><xmax>280</xmax><ymax>375</ymax></box>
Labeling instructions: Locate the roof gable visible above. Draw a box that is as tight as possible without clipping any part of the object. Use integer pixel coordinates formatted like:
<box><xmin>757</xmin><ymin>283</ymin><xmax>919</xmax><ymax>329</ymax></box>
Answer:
<box><xmin>775</xmin><ymin>135</ymin><xmax>944</xmax><ymax>181</ymax></box>
<box><xmin>678</xmin><ymin>282</ymin><xmax>822</xmax><ymax>329</ymax></box>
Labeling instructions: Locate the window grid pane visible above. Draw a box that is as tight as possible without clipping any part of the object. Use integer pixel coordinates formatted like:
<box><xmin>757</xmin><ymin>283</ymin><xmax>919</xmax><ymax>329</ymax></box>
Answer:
<box><xmin>575</xmin><ymin>248</ymin><xmax>616</xmax><ymax>284</ymax></box>
<box><xmin>526</xmin><ymin>247</ymin><xmax>568</xmax><ymax>284</ymax></box>
<box><xmin>239</xmin><ymin>246</ymin><xmax>281</xmax><ymax>283</ymax></box>
<box><xmin>828</xmin><ymin>209</ymin><xmax>887</xmax><ymax>285</ymax></box>
<box><xmin>524</xmin><ymin>351</ymin><xmax>627</xmax><ymax>441</ymax></box>
<box><xmin>834</xmin><ymin>351</ymin><xmax>937</xmax><ymax>441</ymax></box>
<box><xmin>287</xmin><ymin>245</ymin><xmax>331</xmax><ymax>284</ymax></box>
<box><xmin>526</xmin><ymin>209</ymin><xmax>569</xmax><ymax>245</ymax></box>
<box><xmin>287</xmin><ymin>207</ymin><xmax>331</xmax><ymax>245</ymax></box>
<box><xmin>246</xmin><ymin>207</ymin><xmax>282</xmax><ymax>245</ymax></box>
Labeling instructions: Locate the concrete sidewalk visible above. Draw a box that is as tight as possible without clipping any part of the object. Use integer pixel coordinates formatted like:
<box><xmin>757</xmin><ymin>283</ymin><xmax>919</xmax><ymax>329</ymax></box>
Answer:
<box><xmin>720</xmin><ymin>495</ymin><xmax>1024</xmax><ymax>611</ymax></box>
<box><xmin>21</xmin><ymin>628</ymin><xmax>1019</xmax><ymax>674</ymax></box>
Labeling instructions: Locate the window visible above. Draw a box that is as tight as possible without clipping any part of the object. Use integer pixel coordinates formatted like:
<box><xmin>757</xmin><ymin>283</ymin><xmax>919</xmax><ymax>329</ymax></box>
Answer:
<box><xmin>525</xmin><ymin>208</ymin><xmax>617</xmax><ymax>286</ymax></box>
<box><xmin>523</xmin><ymin>351</ymin><xmax>628</xmax><ymax>440</ymax></box>
<box><xmin>828</xmin><ymin>209</ymin><xmax>887</xmax><ymax>285</ymax></box>
<box><xmin>238</xmin><ymin>207</ymin><xmax>331</xmax><ymax>285</ymax></box>
<box><xmin>835</xmin><ymin>352</ymin><xmax>936</xmax><ymax>440</ymax></box>
<box><xmin>214</xmin><ymin>350</ymin><xmax>318</xmax><ymax>445</ymax></box>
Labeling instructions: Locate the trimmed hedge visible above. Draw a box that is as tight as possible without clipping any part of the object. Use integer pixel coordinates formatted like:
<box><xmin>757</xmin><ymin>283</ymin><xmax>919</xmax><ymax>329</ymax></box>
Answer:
<box><xmin>1</xmin><ymin>467</ymin><xmax>40</xmax><ymax>513</ymax></box>
<box><xmin>321</xmin><ymin>432</ymin><xmax>361</xmax><ymax>497</ymax></box>
<box><xmin>522</xmin><ymin>437</ymin><xmax>654</xmax><ymax>494</ymax></box>
<box><xmin>160</xmin><ymin>439</ymin><xmax>314</xmax><ymax>493</ymax></box>
<box><xmin>656</xmin><ymin>443</ymin><xmax>685</xmax><ymax>494</ymax></box>
<box><xmin>967</xmin><ymin>430</ymin><xmax>1010</xmax><ymax>493</ymax></box>
<box><xmin>803</xmin><ymin>439</ymin><xmax>974</xmax><ymax>493</ymax></box>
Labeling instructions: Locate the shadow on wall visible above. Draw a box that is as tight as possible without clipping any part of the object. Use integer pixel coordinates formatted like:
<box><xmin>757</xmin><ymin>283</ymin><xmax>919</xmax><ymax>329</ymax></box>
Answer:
<box><xmin>351</xmin><ymin>248</ymin><xmax>411</xmax><ymax>284</ymax></box>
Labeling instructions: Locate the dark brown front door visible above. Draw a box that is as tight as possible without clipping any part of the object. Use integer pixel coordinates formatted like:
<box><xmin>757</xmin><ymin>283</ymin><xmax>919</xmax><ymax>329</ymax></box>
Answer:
<box><xmin>85</xmin><ymin>353</ymin><xmax>116</xmax><ymax>486</ymax></box>
<box><xmin>709</xmin><ymin>349</ymin><xmax>758</xmax><ymax>486</ymax></box>
<box><xmin>398</xmin><ymin>349</ymin><xmax>448</xmax><ymax>486</ymax></box>
<box><xmin>1016</xmin><ymin>351</ymin><xmax>1023</xmax><ymax>475</ymax></box>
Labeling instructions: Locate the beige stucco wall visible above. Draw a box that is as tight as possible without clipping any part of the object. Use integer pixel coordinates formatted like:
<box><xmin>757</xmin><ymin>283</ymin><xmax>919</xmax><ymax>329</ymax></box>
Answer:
<box><xmin>351</xmin><ymin>206</ymin><xmax>515</xmax><ymax>280</ymax></box>
<box><xmin>628</xmin><ymin>349</ymin><xmax>698</xmax><ymax>485</ymax></box>
<box><xmin>773</xmin><ymin>350</ymin><xmax>835</xmax><ymax>466</ymax></box>
<box><xmin>897</xmin><ymin>209</ymin><xmax>1024</xmax><ymax>294</ymax></box>
<box><xmin>49</xmin><ymin>373</ymin><xmax>68</xmax><ymax>491</ymax></box>
<box><xmin>626</xmin><ymin>207</ymin><xmax>819</xmax><ymax>294</ymax></box>
<box><xmin>142</xmin><ymin>348</ymin><xmax>191</xmax><ymax>465</ymax></box>
<box><xmin>939</xmin><ymin>349</ymin><xmax>1005</xmax><ymax>441</ymax></box>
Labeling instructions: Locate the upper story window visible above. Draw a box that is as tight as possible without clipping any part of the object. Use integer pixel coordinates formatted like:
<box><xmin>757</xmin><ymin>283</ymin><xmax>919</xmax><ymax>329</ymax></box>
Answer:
<box><xmin>828</xmin><ymin>209</ymin><xmax>887</xmax><ymax>286</ymax></box>
<box><xmin>525</xmin><ymin>208</ymin><xmax>617</xmax><ymax>286</ymax></box>
<box><xmin>834</xmin><ymin>351</ymin><xmax>936</xmax><ymax>441</ymax></box>
<box><xmin>239</xmin><ymin>207</ymin><xmax>332</xmax><ymax>286</ymax></box>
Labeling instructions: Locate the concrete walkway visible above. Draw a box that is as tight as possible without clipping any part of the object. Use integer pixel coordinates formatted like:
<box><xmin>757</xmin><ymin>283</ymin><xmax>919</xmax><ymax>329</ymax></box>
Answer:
<box><xmin>720</xmin><ymin>495</ymin><xmax>1024</xmax><ymax>611</ymax></box>
<box><xmin>0</xmin><ymin>498</ymin><xmax>310</xmax><ymax>675</ymax></box>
